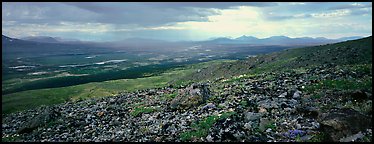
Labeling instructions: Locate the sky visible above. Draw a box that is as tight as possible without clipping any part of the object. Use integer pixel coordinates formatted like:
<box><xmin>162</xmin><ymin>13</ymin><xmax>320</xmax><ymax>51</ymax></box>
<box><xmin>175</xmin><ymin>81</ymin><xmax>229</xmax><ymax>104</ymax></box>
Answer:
<box><xmin>2</xmin><ymin>2</ymin><xmax>372</xmax><ymax>42</ymax></box>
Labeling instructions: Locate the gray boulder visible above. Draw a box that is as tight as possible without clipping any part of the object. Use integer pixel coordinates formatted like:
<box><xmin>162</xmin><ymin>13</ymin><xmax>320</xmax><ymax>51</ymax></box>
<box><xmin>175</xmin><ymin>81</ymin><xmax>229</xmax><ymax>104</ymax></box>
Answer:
<box><xmin>292</xmin><ymin>90</ymin><xmax>302</xmax><ymax>99</ymax></box>
<box><xmin>244</xmin><ymin>112</ymin><xmax>262</xmax><ymax>122</ymax></box>
<box><xmin>17</xmin><ymin>107</ymin><xmax>59</xmax><ymax>134</ymax></box>
<box><xmin>318</xmin><ymin>108</ymin><xmax>372</xmax><ymax>141</ymax></box>
<box><xmin>202</xmin><ymin>103</ymin><xmax>216</xmax><ymax>110</ymax></box>
<box><xmin>170</xmin><ymin>83</ymin><xmax>210</xmax><ymax>110</ymax></box>
<box><xmin>278</xmin><ymin>92</ymin><xmax>287</xmax><ymax>98</ymax></box>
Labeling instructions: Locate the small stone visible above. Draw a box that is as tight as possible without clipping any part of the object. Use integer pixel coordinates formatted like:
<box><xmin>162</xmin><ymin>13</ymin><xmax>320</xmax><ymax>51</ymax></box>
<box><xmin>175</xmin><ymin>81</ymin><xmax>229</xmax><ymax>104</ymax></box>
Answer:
<box><xmin>112</xmin><ymin>120</ymin><xmax>121</xmax><ymax>126</ymax></box>
<box><xmin>2</xmin><ymin>124</ymin><xmax>9</xmax><ymax>128</ymax></box>
<box><xmin>339</xmin><ymin>132</ymin><xmax>365</xmax><ymax>142</ymax></box>
<box><xmin>155</xmin><ymin>137</ymin><xmax>162</xmax><ymax>142</ymax></box>
<box><xmin>97</xmin><ymin>111</ymin><xmax>104</xmax><ymax>117</ymax></box>
<box><xmin>311</xmin><ymin>122</ymin><xmax>320</xmax><ymax>129</ymax></box>
<box><xmin>244</xmin><ymin>122</ymin><xmax>252</xmax><ymax>129</ymax></box>
<box><xmin>293</xmin><ymin>90</ymin><xmax>302</xmax><ymax>99</ymax></box>
<box><xmin>233</xmin><ymin>132</ymin><xmax>240</xmax><ymax>139</ymax></box>
<box><xmin>259</xmin><ymin>107</ymin><xmax>267</xmax><ymax>113</ymax></box>
<box><xmin>109</xmin><ymin>98</ymin><xmax>116</xmax><ymax>103</ymax></box>
<box><xmin>289</xmin><ymin>99</ymin><xmax>298</xmax><ymax>106</ymax></box>
<box><xmin>267</xmin><ymin>135</ymin><xmax>275</xmax><ymax>140</ymax></box>
<box><xmin>259</xmin><ymin>118</ymin><xmax>270</xmax><ymax>131</ymax></box>
<box><xmin>244</xmin><ymin>112</ymin><xmax>261</xmax><ymax>122</ymax></box>
<box><xmin>206</xmin><ymin>135</ymin><xmax>214</xmax><ymax>142</ymax></box>
<box><xmin>284</xmin><ymin>108</ymin><xmax>292</xmax><ymax>112</ymax></box>
<box><xmin>202</xmin><ymin>103</ymin><xmax>216</xmax><ymax>110</ymax></box>
<box><xmin>278</xmin><ymin>92</ymin><xmax>287</xmax><ymax>98</ymax></box>
<box><xmin>218</xmin><ymin>103</ymin><xmax>227</xmax><ymax>109</ymax></box>
<box><xmin>296</xmin><ymin>124</ymin><xmax>302</xmax><ymax>129</ymax></box>
<box><xmin>116</xmin><ymin>130</ymin><xmax>124</xmax><ymax>135</ymax></box>
<box><xmin>300</xmin><ymin>135</ymin><xmax>313</xmax><ymax>141</ymax></box>
<box><xmin>266</xmin><ymin>128</ymin><xmax>272</xmax><ymax>133</ymax></box>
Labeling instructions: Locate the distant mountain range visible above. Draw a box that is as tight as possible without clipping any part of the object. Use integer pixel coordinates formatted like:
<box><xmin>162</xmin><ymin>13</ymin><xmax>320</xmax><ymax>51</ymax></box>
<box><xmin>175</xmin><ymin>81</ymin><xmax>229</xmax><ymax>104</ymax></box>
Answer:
<box><xmin>2</xmin><ymin>35</ymin><xmax>114</xmax><ymax>59</ymax></box>
<box><xmin>2</xmin><ymin>35</ymin><xmax>22</xmax><ymax>43</ymax></box>
<box><xmin>22</xmin><ymin>36</ymin><xmax>61</xmax><ymax>43</ymax></box>
<box><xmin>5</xmin><ymin>35</ymin><xmax>364</xmax><ymax>46</ymax></box>
<box><xmin>198</xmin><ymin>35</ymin><xmax>364</xmax><ymax>46</ymax></box>
<box><xmin>19</xmin><ymin>36</ymin><xmax>87</xmax><ymax>44</ymax></box>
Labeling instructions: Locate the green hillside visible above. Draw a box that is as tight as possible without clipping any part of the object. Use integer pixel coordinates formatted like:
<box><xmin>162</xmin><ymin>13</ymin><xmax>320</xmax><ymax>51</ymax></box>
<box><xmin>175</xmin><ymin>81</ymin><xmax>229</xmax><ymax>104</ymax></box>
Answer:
<box><xmin>175</xmin><ymin>36</ymin><xmax>372</xmax><ymax>83</ymax></box>
<box><xmin>2</xmin><ymin>36</ymin><xmax>372</xmax><ymax>142</ymax></box>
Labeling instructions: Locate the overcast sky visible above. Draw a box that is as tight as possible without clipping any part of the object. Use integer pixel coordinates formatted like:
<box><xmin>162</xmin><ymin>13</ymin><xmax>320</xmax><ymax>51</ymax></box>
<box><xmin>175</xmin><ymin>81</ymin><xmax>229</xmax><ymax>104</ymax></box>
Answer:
<box><xmin>2</xmin><ymin>2</ymin><xmax>372</xmax><ymax>41</ymax></box>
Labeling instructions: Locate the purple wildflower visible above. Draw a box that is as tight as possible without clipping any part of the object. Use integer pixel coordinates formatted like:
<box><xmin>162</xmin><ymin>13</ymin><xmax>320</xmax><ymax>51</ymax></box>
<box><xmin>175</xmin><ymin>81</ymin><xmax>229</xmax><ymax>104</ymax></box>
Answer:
<box><xmin>284</xmin><ymin>129</ymin><xmax>306</xmax><ymax>138</ymax></box>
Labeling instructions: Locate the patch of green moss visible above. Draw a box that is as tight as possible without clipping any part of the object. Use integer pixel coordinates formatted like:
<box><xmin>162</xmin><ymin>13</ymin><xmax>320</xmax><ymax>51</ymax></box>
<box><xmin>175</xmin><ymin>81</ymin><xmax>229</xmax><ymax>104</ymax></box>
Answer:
<box><xmin>161</xmin><ymin>91</ymin><xmax>178</xmax><ymax>100</ymax></box>
<box><xmin>2</xmin><ymin>135</ymin><xmax>21</xmax><ymax>142</ymax></box>
<box><xmin>130</xmin><ymin>106</ymin><xmax>155</xmax><ymax>117</ymax></box>
<box><xmin>310</xmin><ymin>93</ymin><xmax>323</xmax><ymax>99</ymax></box>
<box><xmin>305</xmin><ymin>78</ymin><xmax>372</xmax><ymax>93</ymax></box>
<box><xmin>180</xmin><ymin>112</ymin><xmax>236</xmax><ymax>141</ymax></box>
<box><xmin>307</xmin><ymin>132</ymin><xmax>329</xmax><ymax>142</ymax></box>
<box><xmin>240</xmin><ymin>100</ymin><xmax>248</xmax><ymax>107</ymax></box>
<box><xmin>295</xmin><ymin>135</ymin><xmax>302</xmax><ymax>142</ymax></box>
<box><xmin>264</xmin><ymin>121</ymin><xmax>277</xmax><ymax>130</ymax></box>
<box><xmin>223</xmin><ymin>74</ymin><xmax>256</xmax><ymax>83</ymax></box>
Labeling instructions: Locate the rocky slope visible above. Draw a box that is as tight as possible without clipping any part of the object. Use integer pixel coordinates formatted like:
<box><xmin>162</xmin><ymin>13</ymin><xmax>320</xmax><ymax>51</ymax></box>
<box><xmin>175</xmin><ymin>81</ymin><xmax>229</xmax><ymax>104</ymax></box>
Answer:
<box><xmin>2</xmin><ymin>37</ymin><xmax>372</xmax><ymax>142</ymax></box>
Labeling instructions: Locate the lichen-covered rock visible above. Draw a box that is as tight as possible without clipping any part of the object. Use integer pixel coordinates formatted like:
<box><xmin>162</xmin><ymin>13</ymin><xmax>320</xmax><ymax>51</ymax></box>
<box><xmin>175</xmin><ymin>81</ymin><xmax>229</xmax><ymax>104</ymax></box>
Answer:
<box><xmin>350</xmin><ymin>90</ymin><xmax>370</xmax><ymax>101</ymax></box>
<box><xmin>170</xmin><ymin>83</ymin><xmax>210</xmax><ymax>110</ymax></box>
<box><xmin>318</xmin><ymin>108</ymin><xmax>372</xmax><ymax>141</ymax></box>
<box><xmin>244</xmin><ymin>112</ymin><xmax>262</xmax><ymax>122</ymax></box>
<box><xmin>202</xmin><ymin>103</ymin><xmax>216</xmax><ymax>110</ymax></box>
<box><xmin>17</xmin><ymin>107</ymin><xmax>60</xmax><ymax>134</ymax></box>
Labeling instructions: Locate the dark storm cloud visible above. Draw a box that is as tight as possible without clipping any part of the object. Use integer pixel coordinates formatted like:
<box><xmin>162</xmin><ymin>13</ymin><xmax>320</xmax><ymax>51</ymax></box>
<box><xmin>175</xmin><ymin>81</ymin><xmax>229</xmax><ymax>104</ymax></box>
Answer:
<box><xmin>63</xmin><ymin>2</ymin><xmax>278</xmax><ymax>26</ymax></box>
<box><xmin>3</xmin><ymin>2</ymin><xmax>277</xmax><ymax>27</ymax></box>
<box><xmin>65</xmin><ymin>2</ymin><xmax>214</xmax><ymax>26</ymax></box>
<box><xmin>2</xmin><ymin>2</ymin><xmax>99</xmax><ymax>25</ymax></box>
<box><xmin>2</xmin><ymin>2</ymin><xmax>212</xmax><ymax>27</ymax></box>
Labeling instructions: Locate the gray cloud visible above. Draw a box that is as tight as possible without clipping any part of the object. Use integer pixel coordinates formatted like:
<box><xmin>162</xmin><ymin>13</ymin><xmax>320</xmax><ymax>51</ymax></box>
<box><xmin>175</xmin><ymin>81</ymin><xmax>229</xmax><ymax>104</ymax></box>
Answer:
<box><xmin>142</xmin><ymin>2</ymin><xmax>278</xmax><ymax>9</ymax></box>
<box><xmin>2</xmin><ymin>2</ymin><xmax>99</xmax><ymax>25</ymax></box>
<box><xmin>62</xmin><ymin>2</ymin><xmax>278</xmax><ymax>26</ymax></box>
<box><xmin>65</xmin><ymin>2</ymin><xmax>277</xmax><ymax>12</ymax></box>
<box><xmin>3</xmin><ymin>2</ymin><xmax>216</xmax><ymax>27</ymax></box>
<box><xmin>265</xmin><ymin>13</ymin><xmax>312</xmax><ymax>21</ymax></box>
<box><xmin>328</xmin><ymin>2</ymin><xmax>372</xmax><ymax>10</ymax></box>
<box><xmin>3</xmin><ymin>2</ymin><xmax>278</xmax><ymax>27</ymax></box>
<box><xmin>2</xmin><ymin>2</ymin><xmax>371</xmax><ymax>41</ymax></box>
<box><xmin>263</xmin><ymin>2</ymin><xmax>372</xmax><ymax>21</ymax></box>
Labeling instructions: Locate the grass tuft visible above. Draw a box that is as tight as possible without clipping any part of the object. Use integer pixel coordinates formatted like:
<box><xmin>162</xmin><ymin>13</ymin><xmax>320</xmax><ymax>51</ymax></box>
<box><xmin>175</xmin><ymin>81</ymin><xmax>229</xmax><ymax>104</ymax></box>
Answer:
<box><xmin>180</xmin><ymin>111</ymin><xmax>236</xmax><ymax>141</ymax></box>
<box><xmin>130</xmin><ymin>106</ymin><xmax>156</xmax><ymax>117</ymax></box>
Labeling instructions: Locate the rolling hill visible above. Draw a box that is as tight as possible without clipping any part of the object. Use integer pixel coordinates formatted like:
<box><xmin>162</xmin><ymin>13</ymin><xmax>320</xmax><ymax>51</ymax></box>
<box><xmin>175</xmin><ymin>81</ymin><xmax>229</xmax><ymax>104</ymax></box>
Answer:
<box><xmin>2</xmin><ymin>36</ymin><xmax>372</xmax><ymax>142</ymax></box>
<box><xmin>174</xmin><ymin>36</ymin><xmax>372</xmax><ymax>83</ymax></box>
<box><xmin>199</xmin><ymin>35</ymin><xmax>363</xmax><ymax>46</ymax></box>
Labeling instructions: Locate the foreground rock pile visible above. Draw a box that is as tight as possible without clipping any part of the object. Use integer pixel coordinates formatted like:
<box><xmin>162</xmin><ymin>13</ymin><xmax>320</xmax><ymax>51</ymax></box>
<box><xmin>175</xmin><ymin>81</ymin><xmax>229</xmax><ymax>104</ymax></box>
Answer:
<box><xmin>2</xmin><ymin>64</ymin><xmax>372</xmax><ymax>142</ymax></box>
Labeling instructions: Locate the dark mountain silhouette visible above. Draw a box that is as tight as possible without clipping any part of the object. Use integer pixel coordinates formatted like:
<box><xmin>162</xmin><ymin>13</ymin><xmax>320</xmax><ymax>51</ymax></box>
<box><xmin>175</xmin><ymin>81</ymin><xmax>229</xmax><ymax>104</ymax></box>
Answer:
<box><xmin>22</xmin><ymin>36</ymin><xmax>60</xmax><ymax>43</ymax></box>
